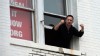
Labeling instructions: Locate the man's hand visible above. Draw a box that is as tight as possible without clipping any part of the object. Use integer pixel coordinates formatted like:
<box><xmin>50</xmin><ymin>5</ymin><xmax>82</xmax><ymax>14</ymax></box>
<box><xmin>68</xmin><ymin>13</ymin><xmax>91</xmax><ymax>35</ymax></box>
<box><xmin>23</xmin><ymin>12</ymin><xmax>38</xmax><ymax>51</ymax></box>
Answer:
<box><xmin>60</xmin><ymin>19</ymin><xmax>65</xmax><ymax>24</ymax></box>
<box><xmin>54</xmin><ymin>19</ymin><xmax>64</xmax><ymax>30</ymax></box>
<box><xmin>80</xmin><ymin>24</ymin><xmax>84</xmax><ymax>32</ymax></box>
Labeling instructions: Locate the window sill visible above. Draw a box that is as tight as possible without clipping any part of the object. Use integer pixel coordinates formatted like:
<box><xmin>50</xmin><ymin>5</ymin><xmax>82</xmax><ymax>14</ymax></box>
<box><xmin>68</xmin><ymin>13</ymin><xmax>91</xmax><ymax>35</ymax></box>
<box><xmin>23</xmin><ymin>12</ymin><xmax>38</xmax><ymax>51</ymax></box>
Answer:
<box><xmin>10</xmin><ymin>38</ymin><xmax>82</xmax><ymax>56</ymax></box>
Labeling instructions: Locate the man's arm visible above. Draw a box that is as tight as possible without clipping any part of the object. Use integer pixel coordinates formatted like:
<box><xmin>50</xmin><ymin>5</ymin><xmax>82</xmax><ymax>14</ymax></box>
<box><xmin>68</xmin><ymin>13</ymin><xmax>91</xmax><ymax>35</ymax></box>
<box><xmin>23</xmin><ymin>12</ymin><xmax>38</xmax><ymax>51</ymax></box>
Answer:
<box><xmin>80</xmin><ymin>24</ymin><xmax>84</xmax><ymax>32</ymax></box>
<box><xmin>74</xmin><ymin>24</ymin><xmax>84</xmax><ymax>37</ymax></box>
<box><xmin>54</xmin><ymin>19</ymin><xmax>64</xmax><ymax>31</ymax></box>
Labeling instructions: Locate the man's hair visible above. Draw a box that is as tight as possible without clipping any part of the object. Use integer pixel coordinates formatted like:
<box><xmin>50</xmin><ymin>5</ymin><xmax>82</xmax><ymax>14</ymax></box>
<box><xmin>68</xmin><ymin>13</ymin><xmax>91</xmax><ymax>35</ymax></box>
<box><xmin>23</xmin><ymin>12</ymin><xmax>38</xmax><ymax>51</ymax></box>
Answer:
<box><xmin>65</xmin><ymin>15</ymin><xmax>74</xmax><ymax>20</ymax></box>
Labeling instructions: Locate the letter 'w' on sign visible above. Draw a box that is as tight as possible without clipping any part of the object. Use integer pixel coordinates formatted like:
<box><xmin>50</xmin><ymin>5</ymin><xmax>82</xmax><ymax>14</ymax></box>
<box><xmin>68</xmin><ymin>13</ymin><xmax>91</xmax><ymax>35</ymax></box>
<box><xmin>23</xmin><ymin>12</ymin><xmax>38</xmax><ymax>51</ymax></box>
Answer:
<box><xmin>11</xmin><ymin>20</ymin><xmax>22</xmax><ymax>28</ymax></box>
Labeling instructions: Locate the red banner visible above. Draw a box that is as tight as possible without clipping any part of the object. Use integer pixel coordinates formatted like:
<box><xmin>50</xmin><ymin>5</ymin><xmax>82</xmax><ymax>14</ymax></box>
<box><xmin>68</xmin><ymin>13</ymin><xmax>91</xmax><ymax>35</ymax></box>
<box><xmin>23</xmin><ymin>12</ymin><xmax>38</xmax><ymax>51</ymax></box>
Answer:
<box><xmin>10</xmin><ymin>7</ymin><xmax>32</xmax><ymax>40</ymax></box>
<box><xmin>10</xmin><ymin>0</ymin><xmax>33</xmax><ymax>9</ymax></box>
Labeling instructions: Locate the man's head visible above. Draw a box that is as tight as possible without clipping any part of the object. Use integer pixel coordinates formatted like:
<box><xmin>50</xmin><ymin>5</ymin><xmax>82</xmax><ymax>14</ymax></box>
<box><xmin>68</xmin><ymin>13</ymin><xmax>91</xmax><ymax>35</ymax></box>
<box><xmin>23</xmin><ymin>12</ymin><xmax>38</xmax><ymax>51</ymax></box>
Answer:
<box><xmin>65</xmin><ymin>15</ymin><xmax>74</xmax><ymax>26</ymax></box>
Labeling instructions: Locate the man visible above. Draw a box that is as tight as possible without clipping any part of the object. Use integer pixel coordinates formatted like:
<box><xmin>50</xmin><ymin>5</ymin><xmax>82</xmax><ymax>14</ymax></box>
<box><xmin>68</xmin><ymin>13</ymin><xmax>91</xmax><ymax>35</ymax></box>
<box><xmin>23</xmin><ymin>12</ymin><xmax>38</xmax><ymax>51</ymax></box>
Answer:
<box><xmin>53</xmin><ymin>15</ymin><xmax>84</xmax><ymax>48</ymax></box>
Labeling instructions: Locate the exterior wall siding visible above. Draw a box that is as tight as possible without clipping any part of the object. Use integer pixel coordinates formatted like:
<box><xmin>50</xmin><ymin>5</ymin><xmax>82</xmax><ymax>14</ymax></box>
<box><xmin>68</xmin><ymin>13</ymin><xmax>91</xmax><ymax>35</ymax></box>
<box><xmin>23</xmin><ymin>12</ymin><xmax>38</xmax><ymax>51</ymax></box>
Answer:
<box><xmin>0</xmin><ymin>0</ymin><xmax>10</xmax><ymax>56</ymax></box>
<box><xmin>77</xmin><ymin>0</ymin><xmax>100</xmax><ymax>56</ymax></box>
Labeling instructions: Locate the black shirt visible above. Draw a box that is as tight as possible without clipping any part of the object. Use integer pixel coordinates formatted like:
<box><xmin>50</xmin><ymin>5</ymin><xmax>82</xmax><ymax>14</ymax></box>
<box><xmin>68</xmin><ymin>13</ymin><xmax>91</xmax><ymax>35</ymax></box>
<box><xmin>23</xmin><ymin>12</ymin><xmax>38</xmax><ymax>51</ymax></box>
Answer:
<box><xmin>53</xmin><ymin>23</ymin><xmax>84</xmax><ymax>48</ymax></box>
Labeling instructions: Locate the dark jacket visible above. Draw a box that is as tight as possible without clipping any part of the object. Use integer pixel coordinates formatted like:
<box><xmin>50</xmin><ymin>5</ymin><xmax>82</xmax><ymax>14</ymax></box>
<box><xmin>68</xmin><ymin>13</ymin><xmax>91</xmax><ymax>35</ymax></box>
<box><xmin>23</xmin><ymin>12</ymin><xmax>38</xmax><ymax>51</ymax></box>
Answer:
<box><xmin>53</xmin><ymin>23</ymin><xmax>84</xmax><ymax>48</ymax></box>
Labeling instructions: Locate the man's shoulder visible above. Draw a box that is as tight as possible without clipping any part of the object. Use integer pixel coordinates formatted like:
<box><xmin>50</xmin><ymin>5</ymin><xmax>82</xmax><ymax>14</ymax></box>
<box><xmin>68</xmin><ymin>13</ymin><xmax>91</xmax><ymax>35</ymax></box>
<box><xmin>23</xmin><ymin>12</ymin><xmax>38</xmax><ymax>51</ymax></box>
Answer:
<box><xmin>71</xmin><ymin>25</ymin><xmax>77</xmax><ymax>29</ymax></box>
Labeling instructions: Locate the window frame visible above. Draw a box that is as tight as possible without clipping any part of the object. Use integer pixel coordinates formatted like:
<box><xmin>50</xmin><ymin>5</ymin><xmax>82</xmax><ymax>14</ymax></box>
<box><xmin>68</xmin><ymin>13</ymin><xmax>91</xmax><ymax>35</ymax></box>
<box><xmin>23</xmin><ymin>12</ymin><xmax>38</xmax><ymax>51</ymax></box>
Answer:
<box><xmin>10</xmin><ymin>0</ymin><xmax>36</xmax><ymax>43</ymax></box>
<box><xmin>44</xmin><ymin>0</ymin><xmax>79</xmax><ymax>50</ymax></box>
<box><xmin>44</xmin><ymin>0</ymin><xmax>67</xmax><ymax>16</ymax></box>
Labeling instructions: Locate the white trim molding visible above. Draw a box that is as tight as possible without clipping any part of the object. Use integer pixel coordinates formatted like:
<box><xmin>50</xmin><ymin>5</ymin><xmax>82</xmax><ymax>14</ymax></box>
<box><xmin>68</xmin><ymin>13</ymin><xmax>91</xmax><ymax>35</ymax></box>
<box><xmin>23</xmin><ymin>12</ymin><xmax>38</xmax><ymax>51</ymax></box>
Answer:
<box><xmin>35</xmin><ymin>0</ymin><xmax>45</xmax><ymax>44</ymax></box>
<box><xmin>10</xmin><ymin>38</ymin><xmax>82</xmax><ymax>56</ymax></box>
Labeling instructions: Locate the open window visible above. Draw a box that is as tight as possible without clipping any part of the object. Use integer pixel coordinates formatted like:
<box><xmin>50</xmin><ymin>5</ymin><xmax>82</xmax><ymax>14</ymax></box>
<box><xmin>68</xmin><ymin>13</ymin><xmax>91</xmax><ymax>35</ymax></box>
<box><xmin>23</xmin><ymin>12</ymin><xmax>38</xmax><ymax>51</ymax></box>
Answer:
<box><xmin>44</xmin><ymin>0</ymin><xmax>67</xmax><ymax>48</ymax></box>
<box><xmin>44</xmin><ymin>0</ymin><xmax>79</xmax><ymax>50</ymax></box>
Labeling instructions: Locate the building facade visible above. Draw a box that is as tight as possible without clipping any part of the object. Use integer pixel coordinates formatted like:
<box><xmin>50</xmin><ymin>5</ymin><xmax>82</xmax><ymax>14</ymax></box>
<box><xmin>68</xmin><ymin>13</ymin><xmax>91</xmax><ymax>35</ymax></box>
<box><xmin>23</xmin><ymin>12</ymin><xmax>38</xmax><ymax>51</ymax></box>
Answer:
<box><xmin>0</xmin><ymin>0</ymin><xmax>100</xmax><ymax>56</ymax></box>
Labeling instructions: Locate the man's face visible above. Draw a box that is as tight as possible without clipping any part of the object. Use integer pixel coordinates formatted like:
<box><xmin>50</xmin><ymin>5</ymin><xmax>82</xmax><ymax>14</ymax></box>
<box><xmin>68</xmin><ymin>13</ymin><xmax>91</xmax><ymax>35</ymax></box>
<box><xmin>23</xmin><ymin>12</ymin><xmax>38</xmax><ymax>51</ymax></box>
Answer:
<box><xmin>65</xmin><ymin>17</ymin><xmax>73</xmax><ymax>26</ymax></box>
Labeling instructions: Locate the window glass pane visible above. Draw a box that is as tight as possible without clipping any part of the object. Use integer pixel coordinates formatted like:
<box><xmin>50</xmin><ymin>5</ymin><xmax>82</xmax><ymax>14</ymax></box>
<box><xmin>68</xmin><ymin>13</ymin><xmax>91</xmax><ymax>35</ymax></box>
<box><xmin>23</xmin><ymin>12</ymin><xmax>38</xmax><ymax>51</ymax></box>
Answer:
<box><xmin>10</xmin><ymin>7</ymin><xmax>33</xmax><ymax>41</ymax></box>
<box><xmin>44</xmin><ymin>15</ymin><xmax>61</xmax><ymax>26</ymax></box>
<box><xmin>10</xmin><ymin>0</ymin><xmax>33</xmax><ymax>9</ymax></box>
<box><xmin>44</xmin><ymin>0</ymin><xmax>65</xmax><ymax>15</ymax></box>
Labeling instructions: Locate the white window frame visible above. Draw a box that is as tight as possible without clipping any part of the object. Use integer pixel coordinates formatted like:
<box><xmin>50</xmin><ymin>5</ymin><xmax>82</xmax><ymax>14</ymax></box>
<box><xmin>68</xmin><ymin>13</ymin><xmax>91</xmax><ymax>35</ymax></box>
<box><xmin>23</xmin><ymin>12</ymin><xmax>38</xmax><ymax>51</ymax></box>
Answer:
<box><xmin>10</xmin><ymin>0</ymin><xmax>36</xmax><ymax>45</ymax></box>
<box><xmin>34</xmin><ymin>0</ymin><xmax>45</xmax><ymax>44</ymax></box>
<box><xmin>43</xmin><ymin>0</ymin><xmax>79</xmax><ymax>50</ymax></box>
